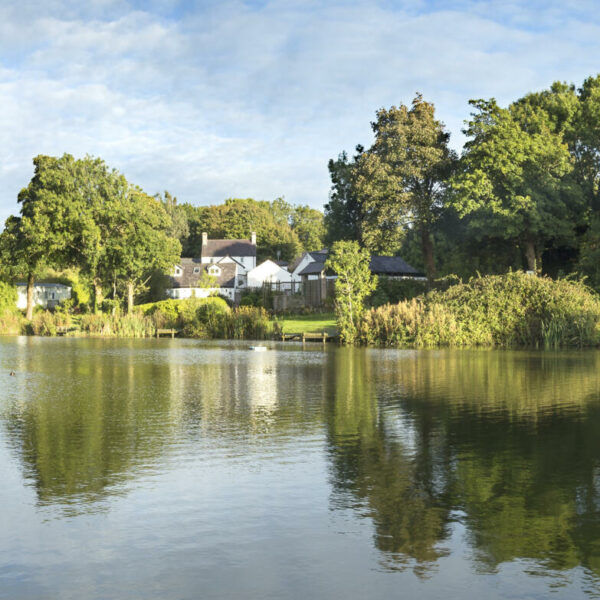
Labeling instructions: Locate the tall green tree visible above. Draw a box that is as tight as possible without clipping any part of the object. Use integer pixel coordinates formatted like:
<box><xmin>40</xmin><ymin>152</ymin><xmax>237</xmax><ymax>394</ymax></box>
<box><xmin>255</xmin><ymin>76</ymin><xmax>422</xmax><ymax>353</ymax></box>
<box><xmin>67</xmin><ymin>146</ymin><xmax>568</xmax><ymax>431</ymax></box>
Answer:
<box><xmin>353</xmin><ymin>95</ymin><xmax>456</xmax><ymax>278</ymax></box>
<box><xmin>452</xmin><ymin>99</ymin><xmax>576</xmax><ymax>272</ymax></box>
<box><xmin>0</xmin><ymin>155</ymin><xmax>86</xmax><ymax>319</ymax></box>
<box><xmin>324</xmin><ymin>149</ymin><xmax>364</xmax><ymax>245</ymax></box>
<box><xmin>103</xmin><ymin>189</ymin><xmax>181</xmax><ymax>313</ymax></box>
<box><xmin>325</xmin><ymin>240</ymin><xmax>377</xmax><ymax>344</ymax></box>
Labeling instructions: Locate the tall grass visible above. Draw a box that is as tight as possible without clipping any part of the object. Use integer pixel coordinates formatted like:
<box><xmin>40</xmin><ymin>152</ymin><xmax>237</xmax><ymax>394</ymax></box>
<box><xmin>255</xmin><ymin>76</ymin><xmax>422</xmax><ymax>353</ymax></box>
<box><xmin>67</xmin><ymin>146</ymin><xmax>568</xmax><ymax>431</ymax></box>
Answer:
<box><xmin>359</xmin><ymin>272</ymin><xmax>600</xmax><ymax>348</ymax></box>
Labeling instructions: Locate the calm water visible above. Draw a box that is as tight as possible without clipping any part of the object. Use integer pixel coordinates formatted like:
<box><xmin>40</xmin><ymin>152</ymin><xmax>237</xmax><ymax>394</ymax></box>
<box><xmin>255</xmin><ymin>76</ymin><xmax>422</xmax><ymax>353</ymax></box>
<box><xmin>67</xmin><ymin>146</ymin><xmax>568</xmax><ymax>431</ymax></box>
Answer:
<box><xmin>2</xmin><ymin>338</ymin><xmax>600</xmax><ymax>599</ymax></box>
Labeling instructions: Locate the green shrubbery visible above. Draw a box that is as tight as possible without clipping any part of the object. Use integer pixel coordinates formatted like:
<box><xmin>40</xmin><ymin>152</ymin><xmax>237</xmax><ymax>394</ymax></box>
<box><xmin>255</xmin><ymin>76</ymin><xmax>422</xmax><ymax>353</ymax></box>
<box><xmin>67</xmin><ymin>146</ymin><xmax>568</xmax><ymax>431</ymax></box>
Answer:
<box><xmin>370</xmin><ymin>276</ymin><xmax>429</xmax><ymax>307</ymax></box>
<box><xmin>0</xmin><ymin>282</ymin><xmax>22</xmax><ymax>335</ymax></box>
<box><xmin>359</xmin><ymin>272</ymin><xmax>600</xmax><ymax>348</ymax></box>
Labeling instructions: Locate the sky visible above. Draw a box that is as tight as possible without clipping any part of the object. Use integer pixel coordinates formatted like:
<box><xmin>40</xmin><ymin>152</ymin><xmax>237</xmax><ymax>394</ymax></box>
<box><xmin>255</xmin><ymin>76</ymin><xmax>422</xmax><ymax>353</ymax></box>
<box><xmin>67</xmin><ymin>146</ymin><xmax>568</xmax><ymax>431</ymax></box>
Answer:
<box><xmin>1</xmin><ymin>0</ymin><xmax>600</xmax><ymax>222</ymax></box>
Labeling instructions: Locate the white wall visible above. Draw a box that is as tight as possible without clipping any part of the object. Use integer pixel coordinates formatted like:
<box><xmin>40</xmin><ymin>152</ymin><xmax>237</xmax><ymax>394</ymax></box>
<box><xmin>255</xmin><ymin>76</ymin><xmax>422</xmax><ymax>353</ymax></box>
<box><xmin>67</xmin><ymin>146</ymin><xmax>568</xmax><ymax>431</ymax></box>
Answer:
<box><xmin>291</xmin><ymin>253</ymin><xmax>315</xmax><ymax>277</ymax></box>
<box><xmin>166</xmin><ymin>287</ymin><xmax>235</xmax><ymax>301</ymax></box>
<box><xmin>247</xmin><ymin>260</ymin><xmax>301</xmax><ymax>288</ymax></box>
<box><xmin>16</xmin><ymin>285</ymin><xmax>71</xmax><ymax>309</ymax></box>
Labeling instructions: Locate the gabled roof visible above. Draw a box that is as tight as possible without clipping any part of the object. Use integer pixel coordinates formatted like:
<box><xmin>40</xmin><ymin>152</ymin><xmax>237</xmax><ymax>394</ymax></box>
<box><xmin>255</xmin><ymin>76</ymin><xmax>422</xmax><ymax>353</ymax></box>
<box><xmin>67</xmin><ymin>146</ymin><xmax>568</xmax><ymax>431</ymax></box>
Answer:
<box><xmin>203</xmin><ymin>239</ymin><xmax>256</xmax><ymax>258</ymax></box>
<box><xmin>171</xmin><ymin>258</ymin><xmax>238</xmax><ymax>288</ymax></box>
<box><xmin>299</xmin><ymin>261</ymin><xmax>327</xmax><ymax>276</ymax></box>
<box><xmin>369</xmin><ymin>255</ymin><xmax>422</xmax><ymax>276</ymax></box>
<box><xmin>206</xmin><ymin>262</ymin><xmax>237</xmax><ymax>288</ymax></box>
<box><xmin>215</xmin><ymin>255</ymin><xmax>246</xmax><ymax>269</ymax></box>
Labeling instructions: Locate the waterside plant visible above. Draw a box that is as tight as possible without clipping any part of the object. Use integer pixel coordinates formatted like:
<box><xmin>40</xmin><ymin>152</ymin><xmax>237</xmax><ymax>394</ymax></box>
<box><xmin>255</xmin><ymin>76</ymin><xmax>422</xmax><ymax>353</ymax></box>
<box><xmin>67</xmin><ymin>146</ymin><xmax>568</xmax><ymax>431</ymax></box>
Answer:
<box><xmin>359</xmin><ymin>272</ymin><xmax>600</xmax><ymax>348</ymax></box>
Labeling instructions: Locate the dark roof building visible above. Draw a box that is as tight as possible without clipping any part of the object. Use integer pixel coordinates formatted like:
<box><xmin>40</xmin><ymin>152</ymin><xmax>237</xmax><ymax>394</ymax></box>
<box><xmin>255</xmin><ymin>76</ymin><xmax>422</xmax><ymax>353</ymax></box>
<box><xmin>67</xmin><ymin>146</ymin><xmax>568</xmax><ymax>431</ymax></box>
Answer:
<box><xmin>369</xmin><ymin>256</ymin><xmax>423</xmax><ymax>277</ymax></box>
<box><xmin>296</xmin><ymin>249</ymin><xmax>423</xmax><ymax>278</ymax></box>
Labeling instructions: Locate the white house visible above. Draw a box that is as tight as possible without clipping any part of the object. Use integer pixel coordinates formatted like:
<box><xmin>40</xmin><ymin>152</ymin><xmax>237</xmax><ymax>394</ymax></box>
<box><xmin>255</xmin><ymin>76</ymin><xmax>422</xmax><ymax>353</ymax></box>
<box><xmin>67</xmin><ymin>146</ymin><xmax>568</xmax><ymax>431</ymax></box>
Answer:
<box><xmin>247</xmin><ymin>259</ymin><xmax>301</xmax><ymax>290</ymax></box>
<box><xmin>166</xmin><ymin>233</ymin><xmax>257</xmax><ymax>301</ymax></box>
<box><xmin>16</xmin><ymin>283</ymin><xmax>71</xmax><ymax>310</ymax></box>
<box><xmin>200</xmin><ymin>232</ymin><xmax>256</xmax><ymax>275</ymax></box>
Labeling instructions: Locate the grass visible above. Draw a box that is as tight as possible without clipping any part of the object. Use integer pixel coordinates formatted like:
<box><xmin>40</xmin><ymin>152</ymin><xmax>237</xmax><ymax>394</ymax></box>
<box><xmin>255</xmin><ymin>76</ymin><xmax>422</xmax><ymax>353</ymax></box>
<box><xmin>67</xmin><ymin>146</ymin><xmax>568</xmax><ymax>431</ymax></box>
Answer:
<box><xmin>274</xmin><ymin>312</ymin><xmax>337</xmax><ymax>334</ymax></box>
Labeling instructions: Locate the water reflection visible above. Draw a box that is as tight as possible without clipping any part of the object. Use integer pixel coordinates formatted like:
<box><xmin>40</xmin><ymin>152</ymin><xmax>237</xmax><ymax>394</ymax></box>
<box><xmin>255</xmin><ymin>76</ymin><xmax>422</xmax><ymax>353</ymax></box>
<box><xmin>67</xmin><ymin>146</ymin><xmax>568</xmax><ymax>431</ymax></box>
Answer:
<box><xmin>325</xmin><ymin>348</ymin><xmax>452</xmax><ymax>577</ymax></box>
<box><xmin>3</xmin><ymin>340</ymin><xmax>600</xmax><ymax>595</ymax></box>
<box><xmin>326</xmin><ymin>348</ymin><xmax>600</xmax><ymax>580</ymax></box>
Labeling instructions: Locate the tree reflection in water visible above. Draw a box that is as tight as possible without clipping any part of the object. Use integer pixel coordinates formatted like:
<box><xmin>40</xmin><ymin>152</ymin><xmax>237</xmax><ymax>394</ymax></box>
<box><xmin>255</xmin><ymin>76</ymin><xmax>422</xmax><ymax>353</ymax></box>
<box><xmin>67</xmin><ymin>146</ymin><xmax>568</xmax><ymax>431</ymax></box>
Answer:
<box><xmin>326</xmin><ymin>348</ymin><xmax>600</xmax><ymax>583</ymax></box>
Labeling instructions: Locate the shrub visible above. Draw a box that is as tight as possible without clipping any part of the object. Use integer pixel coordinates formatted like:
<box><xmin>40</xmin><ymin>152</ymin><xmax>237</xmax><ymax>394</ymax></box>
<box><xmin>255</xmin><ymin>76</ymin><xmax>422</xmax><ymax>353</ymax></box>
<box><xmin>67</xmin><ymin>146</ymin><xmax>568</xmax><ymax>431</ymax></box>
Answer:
<box><xmin>359</xmin><ymin>272</ymin><xmax>600</xmax><ymax>348</ymax></box>
<box><xmin>239</xmin><ymin>289</ymin><xmax>264</xmax><ymax>307</ymax></box>
<box><xmin>370</xmin><ymin>276</ymin><xmax>428</xmax><ymax>307</ymax></box>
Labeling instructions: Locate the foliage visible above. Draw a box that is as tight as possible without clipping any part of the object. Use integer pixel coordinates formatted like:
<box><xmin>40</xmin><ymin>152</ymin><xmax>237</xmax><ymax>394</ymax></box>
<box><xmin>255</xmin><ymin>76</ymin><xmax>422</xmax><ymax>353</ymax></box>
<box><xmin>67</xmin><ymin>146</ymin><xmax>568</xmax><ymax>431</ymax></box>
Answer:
<box><xmin>183</xmin><ymin>198</ymin><xmax>302</xmax><ymax>261</ymax></box>
<box><xmin>370</xmin><ymin>276</ymin><xmax>428</xmax><ymax>307</ymax></box>
<box><xmin>451</xmin><ymin>99</ymin><xmax>577</xmax><ymax>272</ymax></box>
<box><xmin>0</xmin><ymin>281</ymin><xmax>17</xmax><ymax>314</ymax></box>
<box><xmin>29</xmin><ymin>310</ymin><xmax>71</xmax><ymax>336</ymax></box>
<box><xmin>359</xmin><ymin>272</ymin><xmax>600</xmax><ymax>348</ymax></box>
<box><xmin>577</xmin><ymin>216</ymin><xmax>600</xmax><ymax>290</ymax></box>
<box><xmin>79</xmin><ymin>312</ymin><xmax>155</xmax><ymax>337</ymax></box>
<box><xmin>239</xmin><ymin>288</ymin><xmax>264</xmax><ymax>307</ymax></box>
<box><xmin>353</xmin><ymin>95</ymin><xmax>456</xmax><ymax>277</ymax></box>
<box><xmin>291</xmin><ymin>205</ymin><xmax>326</xmax><ymax>251</ymax></box>
<box><xmin>218</xmin><ymin>306</ymin><xmax>272</xmax><ymax>340</ymax></box>
<box><xmin>326</xmin><ymin>240</ymin><xmax>377</xmax><ymax>344</ymax></box>
<box><xmin>324</xmin><ymin>149</ymin><xmax>363</xmax><ymax>246</ymax></box>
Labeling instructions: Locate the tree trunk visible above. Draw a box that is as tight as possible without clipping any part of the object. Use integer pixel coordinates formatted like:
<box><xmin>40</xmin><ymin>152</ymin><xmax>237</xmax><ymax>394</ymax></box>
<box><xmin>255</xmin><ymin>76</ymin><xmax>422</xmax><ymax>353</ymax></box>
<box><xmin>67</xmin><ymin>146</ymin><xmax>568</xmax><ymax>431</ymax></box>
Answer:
<box><xmin>421</xmin><ymin>227</ymin><xmax>436</xmax><ymax>281</ymax></box>
<box><xmin>26</xmin><ymin>272</ymin><xmax>34</xmax><ymax>321</ymax></box>
<box><xmin>524</xmin><ymin>239</ymin><xmax>537</xmax><ymax>272</ymax></box>
<box><xmin>126</xmin><ymin>281</ymin><xmax>134</xmax><ymax>314</ymax></box>
<box><xmin>535</xmin><ymin>246</ymin><xmax>543</xmax><ymax>275</ymax></box>
<box><xmin>93</xmin><ymin>278</ymin><xmax>103</xmax><ymax>314</ymax></box>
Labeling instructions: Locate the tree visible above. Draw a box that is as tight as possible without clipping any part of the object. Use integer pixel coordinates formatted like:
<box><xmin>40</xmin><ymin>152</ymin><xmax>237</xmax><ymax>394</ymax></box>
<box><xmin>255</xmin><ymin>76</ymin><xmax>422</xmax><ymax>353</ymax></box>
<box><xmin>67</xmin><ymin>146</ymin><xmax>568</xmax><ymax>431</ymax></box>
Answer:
<box><xmin>1</xmin><ymin>155</ymin><xmax>86</xmax><ymax>319</ymax></box>
<box><xmin>451</xmin><ymin>99</ymin><xmax>576</xmax><ymax>272</ymax></box>
<box><xmin>103</xmin><ymin>189</ymin><xmax>181</xmax><ymax>312</ymax></box>
<box><xmin>353</xmin><ymin>95</ymin><xmax>456</xmax><ymax>278</ymax></box>
<box><xmin>291</xmin><ymin>205</ymin><xmax>326</xmax><ymax>251</ymax></box>
<box><xmin>183</xmin><ymin>198</ymin><xmax>302</xmax><ymax>261</ymax></box>
<box><xmin>156</xmin><ymin>190</ymin><xmax>190</xmax><ymax>243</ymax></box>
<box><xmin>325</xmin><ymin>240</ymin><xmax>377</xmax><ymax>344</ymax></box>
<box><xmin>324</xmin><ymin>149</ymin><xmax>363</xmax><ymax>245</ymax></box>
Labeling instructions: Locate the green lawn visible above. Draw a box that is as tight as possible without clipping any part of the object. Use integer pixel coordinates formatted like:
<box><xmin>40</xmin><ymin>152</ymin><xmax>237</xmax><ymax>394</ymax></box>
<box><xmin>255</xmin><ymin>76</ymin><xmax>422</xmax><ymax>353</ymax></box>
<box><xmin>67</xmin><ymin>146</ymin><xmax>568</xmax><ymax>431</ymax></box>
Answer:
<box><xmin>274</xmin><ymin>312</ymin><xmax>337</xmax><ymax>334</ymax></box>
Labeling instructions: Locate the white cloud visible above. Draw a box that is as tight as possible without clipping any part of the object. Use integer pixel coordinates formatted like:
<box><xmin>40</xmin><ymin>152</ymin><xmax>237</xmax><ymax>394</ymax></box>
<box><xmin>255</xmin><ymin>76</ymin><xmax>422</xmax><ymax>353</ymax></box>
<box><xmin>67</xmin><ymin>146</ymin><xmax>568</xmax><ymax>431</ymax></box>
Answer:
<box><xmin>1</xmin><ymin>0</ymin><xmax>600</xmax><ymax>223</ymax></box>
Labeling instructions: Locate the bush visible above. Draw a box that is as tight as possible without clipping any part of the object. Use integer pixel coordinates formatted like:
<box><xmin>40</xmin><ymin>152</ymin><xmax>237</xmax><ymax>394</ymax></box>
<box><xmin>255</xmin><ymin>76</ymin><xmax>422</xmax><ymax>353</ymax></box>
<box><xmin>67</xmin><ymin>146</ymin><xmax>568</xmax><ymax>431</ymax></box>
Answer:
<box><xmin>216</xmin><ymin>306</ymin><xmax>273</xmax><ymax>340</ymax></box>
<box><xmin>359</xmin><ymin>272</ymin><xmax>600</xmax><ymax>348</ymax></box>
<box><xmin>370</xmin><ymin>276</ymin><xmax>428</xmax><ymax>307</ymax></box>
<box><xmin>239</xmin><ymin>289</ymin><xmax>264</xmax><ymax>307</ymax></box>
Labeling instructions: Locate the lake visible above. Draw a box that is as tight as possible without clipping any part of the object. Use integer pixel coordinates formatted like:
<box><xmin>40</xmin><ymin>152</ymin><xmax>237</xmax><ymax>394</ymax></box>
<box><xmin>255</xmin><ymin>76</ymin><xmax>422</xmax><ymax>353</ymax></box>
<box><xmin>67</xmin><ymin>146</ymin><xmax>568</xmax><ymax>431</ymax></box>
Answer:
<box><xmin>1</xmin><ymin>337</ymin><xmax>600</xmax><ymax>599</ymax></box>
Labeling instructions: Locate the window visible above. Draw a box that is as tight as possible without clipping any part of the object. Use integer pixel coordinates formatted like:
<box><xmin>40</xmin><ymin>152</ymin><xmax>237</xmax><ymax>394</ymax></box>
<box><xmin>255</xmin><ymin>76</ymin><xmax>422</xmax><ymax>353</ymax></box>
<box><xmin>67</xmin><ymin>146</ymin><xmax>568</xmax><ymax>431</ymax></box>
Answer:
<box><xmin>174</xmin><ymin>266</ymin><xmax>182</xmax><ymax>277</ymax></box>
<box><xmin>193</xmin><ymin>267</ymin><xmax>200</xmax><ymax>274</ymax></box>
<box><xmin>209</xmin><ymin>266</ymin><xmax>220</xmax><ymax>276</ymax></box>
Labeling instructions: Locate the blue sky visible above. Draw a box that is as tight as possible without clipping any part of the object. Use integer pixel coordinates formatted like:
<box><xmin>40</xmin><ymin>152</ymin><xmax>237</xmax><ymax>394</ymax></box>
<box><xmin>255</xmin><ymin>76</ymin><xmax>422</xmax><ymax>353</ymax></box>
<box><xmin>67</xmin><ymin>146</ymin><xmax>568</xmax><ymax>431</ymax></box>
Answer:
<box><xmin>1</xmin><ymin>0</ymin><xmax>599</xmax><ymax>222</ymax></box>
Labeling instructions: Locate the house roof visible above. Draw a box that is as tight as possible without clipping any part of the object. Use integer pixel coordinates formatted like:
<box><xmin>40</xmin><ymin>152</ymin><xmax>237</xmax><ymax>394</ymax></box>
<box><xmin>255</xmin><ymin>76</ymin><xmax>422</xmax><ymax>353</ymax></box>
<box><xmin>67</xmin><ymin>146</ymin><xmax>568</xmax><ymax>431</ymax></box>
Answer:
<box><xmin>369</xmin><ymin>255</ymin><xmax>422</xmax><ymax>276</ymax></box>
<box><xmin>16</xmin><ymin>282</ymin><xmax>71</xmax><ymax>289</ymax></box>
<box><xmin>299</xmin><ymin>261</ymin><xmax>327</xmax><ymax>276</ymax></box>
<box><xmin>171</xmin><ymin>258</ymin><xmax>238</xmax><ymax>288</ymax></box>
<box><xmin>203</xmin><ymin>239</ymin><xmax>256</xmax><ymax>258</ymax></box>
<box><xmin>298</xmin><ymin>254</ymin><xmax>422</xmax><ymax>277</ymax></box>
<box><xmin>206</xmin><ymin>263</ymin><xmax>237</xmax><ymax>288</ymax></box>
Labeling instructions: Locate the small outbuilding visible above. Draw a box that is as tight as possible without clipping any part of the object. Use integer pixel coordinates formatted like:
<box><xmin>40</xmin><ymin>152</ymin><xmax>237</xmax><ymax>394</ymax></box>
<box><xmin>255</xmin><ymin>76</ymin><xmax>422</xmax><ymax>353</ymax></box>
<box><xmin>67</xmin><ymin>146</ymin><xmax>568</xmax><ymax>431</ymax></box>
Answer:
<box><xmin>16</xmin><ymin>283</ymin><xmax>71</xmax><ymax>310</ymax></box>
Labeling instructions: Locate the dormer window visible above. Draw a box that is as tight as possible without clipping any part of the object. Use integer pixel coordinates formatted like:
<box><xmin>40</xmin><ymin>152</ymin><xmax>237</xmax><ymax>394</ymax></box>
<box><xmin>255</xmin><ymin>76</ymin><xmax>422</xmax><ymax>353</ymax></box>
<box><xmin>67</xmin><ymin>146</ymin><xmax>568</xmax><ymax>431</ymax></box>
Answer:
<box><xmin>208</xmin><ymin>265</ymin><xmax>221</xmax><ymax>276</ymax></box>
<box><xmin>174</xmin><ymin>266</ymin><xmax>183</xmax><ymax>277</ymax></box>
<box><xmin>193</xmin><ymin>267</ymin><xmax>200</xmax><ymax>274</ymax></box>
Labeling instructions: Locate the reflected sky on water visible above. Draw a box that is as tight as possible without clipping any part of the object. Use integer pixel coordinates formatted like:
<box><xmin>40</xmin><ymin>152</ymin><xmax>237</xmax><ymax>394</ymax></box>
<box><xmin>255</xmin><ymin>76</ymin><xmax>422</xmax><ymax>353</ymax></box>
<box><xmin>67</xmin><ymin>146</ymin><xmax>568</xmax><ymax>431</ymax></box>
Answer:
<box><xmin>1</xmin><ymin>338</ymin><xmax>600</xmax><ymax>599</ymax></box>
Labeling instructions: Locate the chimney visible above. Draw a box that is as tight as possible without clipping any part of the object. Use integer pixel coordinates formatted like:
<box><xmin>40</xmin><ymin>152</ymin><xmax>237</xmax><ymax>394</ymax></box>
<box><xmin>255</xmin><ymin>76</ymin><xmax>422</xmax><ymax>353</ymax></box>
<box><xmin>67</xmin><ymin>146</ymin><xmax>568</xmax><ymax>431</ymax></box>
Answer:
<box><xmin>202</xmin><ymin>232</ymin><xmax>208</xmax><ymax>247</ymax></box>
<box><xmin>251</xmin><ymin>232</ymin><xmax>256</xmax><ymax>245</ymax></box>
